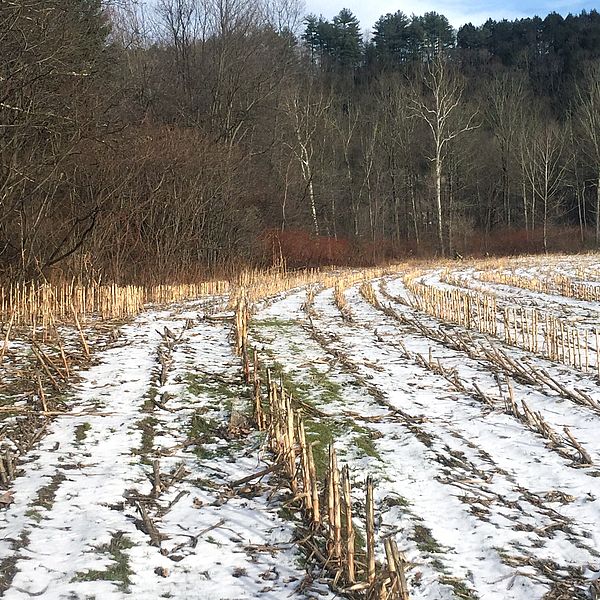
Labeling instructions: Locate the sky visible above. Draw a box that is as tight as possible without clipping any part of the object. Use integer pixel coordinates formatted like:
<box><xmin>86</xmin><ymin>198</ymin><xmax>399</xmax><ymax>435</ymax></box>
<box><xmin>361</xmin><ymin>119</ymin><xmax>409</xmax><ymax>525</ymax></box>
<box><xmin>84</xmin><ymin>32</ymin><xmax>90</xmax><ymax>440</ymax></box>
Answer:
<box><xmin>303</xmin><ymin>0</ymin><xmax>599</xmax><ymax>30</ymax></box>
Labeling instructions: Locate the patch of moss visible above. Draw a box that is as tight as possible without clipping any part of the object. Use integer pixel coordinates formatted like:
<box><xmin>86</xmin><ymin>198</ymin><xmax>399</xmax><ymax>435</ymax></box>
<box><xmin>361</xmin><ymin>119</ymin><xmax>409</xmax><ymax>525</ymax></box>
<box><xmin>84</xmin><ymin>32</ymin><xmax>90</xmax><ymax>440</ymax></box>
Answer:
<box><xmin>72</xmin><ymin>532</ymin><xmax>134</xmax><ymax>591</ymax></box>
<box><xmin>75</xmin><ymin>422</ymin><xmax>92</xmax><ymax>443</ymax></box>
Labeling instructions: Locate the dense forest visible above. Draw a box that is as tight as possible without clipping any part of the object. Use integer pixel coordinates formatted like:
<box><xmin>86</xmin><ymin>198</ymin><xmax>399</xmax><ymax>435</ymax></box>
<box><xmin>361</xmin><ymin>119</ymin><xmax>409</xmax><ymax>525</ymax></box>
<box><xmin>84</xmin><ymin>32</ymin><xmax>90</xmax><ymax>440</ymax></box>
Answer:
<box><xmin>2</xmin><ymin>0</ymin><xmax>600</xmax><ymax>282</ymax></box>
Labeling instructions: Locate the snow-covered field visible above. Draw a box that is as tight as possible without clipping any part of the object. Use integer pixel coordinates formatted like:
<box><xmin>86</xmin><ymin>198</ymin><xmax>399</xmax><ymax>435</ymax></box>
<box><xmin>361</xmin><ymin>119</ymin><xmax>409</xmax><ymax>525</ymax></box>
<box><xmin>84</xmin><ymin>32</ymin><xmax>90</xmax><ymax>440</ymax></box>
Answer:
<box><xmin>1</xmin><ymin>255</ymin><xmax>600</xmax><ymax>599</ymax></box>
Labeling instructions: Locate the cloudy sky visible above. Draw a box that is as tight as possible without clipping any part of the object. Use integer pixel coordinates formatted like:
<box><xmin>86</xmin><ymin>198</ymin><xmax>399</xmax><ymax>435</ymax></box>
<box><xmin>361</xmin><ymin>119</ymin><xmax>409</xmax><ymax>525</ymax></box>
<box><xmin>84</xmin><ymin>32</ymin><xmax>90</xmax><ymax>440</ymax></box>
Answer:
<box><xmin>303</xmin><ymin>0</ymin><xmax>599</xmax><ymax>30</ymax></box>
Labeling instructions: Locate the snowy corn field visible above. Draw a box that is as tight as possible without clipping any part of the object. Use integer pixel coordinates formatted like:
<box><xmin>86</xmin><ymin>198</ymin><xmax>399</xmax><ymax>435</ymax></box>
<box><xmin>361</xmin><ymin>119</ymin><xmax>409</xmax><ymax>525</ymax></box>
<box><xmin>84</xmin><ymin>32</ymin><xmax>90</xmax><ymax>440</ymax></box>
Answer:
<box><xmin>1</xmin><ymin>255</ymin><xmax>600</xmax><ymax>599</ymax></box>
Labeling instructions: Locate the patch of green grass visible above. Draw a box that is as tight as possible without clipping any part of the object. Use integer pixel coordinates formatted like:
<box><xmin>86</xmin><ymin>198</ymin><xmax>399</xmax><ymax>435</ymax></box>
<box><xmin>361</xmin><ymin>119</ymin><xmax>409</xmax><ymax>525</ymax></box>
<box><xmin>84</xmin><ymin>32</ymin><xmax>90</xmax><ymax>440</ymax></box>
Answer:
<box><xmin>351</xmin><ymin>425</ymin><xmax>380</xmax><ymax>460</ymax></box>
<box><xmin>265</xmin><ymin>364</ymin><xmax>312</xmax><ymax>406</ymax></box>
<box><xmin>382</xmin><ymin>494</ymin><xmax>410</xmax><ymax>509</ymax></box>
<box><xmin>184</xmin><ymin>373</ymin><xmax>239</xmax><ymax>410</ymax></box>
<box><xmin>308</xmin><ymin>367</ymin><xmax>343</xmax><ymax>404</ymax></box>
<box><xmin>439</xmin><ymin>576</ymin><xmax>478</xmax><ymax>599</ymax></box>
<box><xmin>24</xmin><ymin>508</ymin><xmax>42</xmax><ymax>523</ymax></box>
<box><xmin>35</xmin><ymin>472</ymin><xmax>66</xmax><ymax>512</ymax></box>
<box><xmin>254</xmin><ymin>318</ymin><xmax>297</xmax><ymax>330</ymax></box>
<box><xmin>304</xmin><ymin>418</ymin><xmax>381</xmax><ymax>475</ymax></box>
<box><xmin>0</xmin><ymin>530</ymin><xmax>30</xmax><ymax>593</ymax></box>
<box><xmin>0</xmin><ymin>555</ymin><xmax>18</xmax><ymax>595</ymax></box>
<box><xmin>185</xmin><ymin>373</ymin><xmax>229</xmax><ymax>397</ymax></box>
<box><xmin>278</xmin><ymin>505</ymin><xmax>297</xmax><ymax>522</ymax></box>
<box><xmin>304</xmin><ymin>418</ymin><xmax>345</xmax><ymax>478</ymax></box>
<box><xmin>352</xmin><ymin>523</ymin><xmax>366</xmax><ymax>554</ymax></box>
<box><xmin>431</xmin><ymin>558</ymin><xmax>446</xmax><ymax>572</ymax></box>
<box><xmin>51</xmin><ymin>391</ymin><xmax>70</xmax><ymax>409</ymax></box>
<box><xmin>74</xmin><ymin>422</ymin><xmax>92</xmax><ymax>443</ymax></box>
<box><xmin>189</xmin><ymin>413</ymin><xmax>215</xmax><ymax>436</ymax></box>
<box><xmin>411</xmin><ymin>524</ymin><xmax>443</xmax><ymax>554</ymax></box>
<box><xmin>205</xmin><ymin>535</ymin><xmax>221</xmax><ymax>546</ymax></box>
<box><xmin>267</xmin><ymin>367</ymin><xmax>382</xmax><ymax>469</ymax></box>
<box><xmin>135</xmin><ymin>416</ymin><xmax>158</xmax><ymax>458</ymax></box>
<box><xmin>142</xmin><ymin>386</ymin><xmax>159</xmax><ymax>411</ymax></box>
<box><xmin>261</xmin><ymin>360</ymin><xmax>343</xmax><ymax>418</ymax></box>
<box><xmin>191</xmin><ymin>477</ymin><xmax>220</xmax><ymax>490</ymax></box>
<box><xmin>249</xmin><ymin>340</ymin><xmax>313</xmax><ymax>406</ymax></box>
<box><xmin>188</xmin><ymin>412</ymin><xmax>223</xmax><ymax>460</ymax></box>
<box><xmin>72</xmin><ymin>532</ymin><xmax>134</xmax><ymax>591</ymax></box>
<box><xmin>288</xmin><ymin>341</ymin><xmax>304</xmax><ymax>355</ymax></box>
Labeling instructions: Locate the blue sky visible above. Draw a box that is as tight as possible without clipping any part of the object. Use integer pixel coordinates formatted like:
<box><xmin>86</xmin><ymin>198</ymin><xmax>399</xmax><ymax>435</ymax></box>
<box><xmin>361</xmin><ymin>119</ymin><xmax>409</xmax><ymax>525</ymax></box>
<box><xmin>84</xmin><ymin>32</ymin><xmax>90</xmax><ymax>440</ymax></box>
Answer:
<box><xmin>303</xmin><ymin>0</ymin><xmax>599</xmax><ymax>30</ymax></box>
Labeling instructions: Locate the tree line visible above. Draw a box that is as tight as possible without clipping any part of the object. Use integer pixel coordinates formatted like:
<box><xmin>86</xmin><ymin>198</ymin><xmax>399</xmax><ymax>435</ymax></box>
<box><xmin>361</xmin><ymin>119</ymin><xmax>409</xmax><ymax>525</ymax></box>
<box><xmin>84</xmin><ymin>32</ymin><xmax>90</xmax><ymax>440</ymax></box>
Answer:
<box><xmin>2</xmin><ymin>0</ymin><xmax>600</xmax><ymax>282</ymax></box>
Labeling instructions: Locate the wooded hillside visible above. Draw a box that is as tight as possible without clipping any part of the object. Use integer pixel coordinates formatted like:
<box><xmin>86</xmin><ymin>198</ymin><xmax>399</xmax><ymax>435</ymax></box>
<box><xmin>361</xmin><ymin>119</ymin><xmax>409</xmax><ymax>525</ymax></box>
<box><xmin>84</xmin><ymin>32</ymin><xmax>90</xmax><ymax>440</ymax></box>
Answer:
<box><xmin>2</xmin><ymin>1</ymin><xmax>600</xmax><ymax>281</ymax></box>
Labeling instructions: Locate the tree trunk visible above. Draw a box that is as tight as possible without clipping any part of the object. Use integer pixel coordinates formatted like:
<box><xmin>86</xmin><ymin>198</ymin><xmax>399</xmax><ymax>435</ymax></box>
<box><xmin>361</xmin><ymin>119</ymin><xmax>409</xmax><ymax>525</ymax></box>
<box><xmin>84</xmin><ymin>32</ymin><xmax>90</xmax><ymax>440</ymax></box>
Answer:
<box><xmin>502</xmin><ymin>144</ymin><xmax>511</xmax><ymax>228</ymax></box>
<box><xmin>389</xmin><ymin>162</ymin><xmax>400</xmax><ymax>243</ymax></box>
<box><xmin>435</xmin><ymin>154</ymin><xmax>444</xmax><ymax>256</ymax></box>
<box><xmin>410</xmin><ymin>174</ymin><xmax>420</xmax><ymax>246</ymax></box>
<box><xmin>596</xmin><ymin>172</ymin><xmax>600</xmax><ymax>246</ymax></box>
<box><xmin>522</xmin><ymin>178</ymin><xmax>529</xmax><ymax>234</ymax></box>
<box><xmin>448</xmin><ymin>170</ymin><xmax>454</xmax><ymax>256</ymax></box>
<box><xmin>531</xmin><ymin>179</ymin><xmax>536</xmax><ymax>231</ymax></box>
<box><xmin>543</xmin><ymin>195</ymin><xmax>548</xmax><ymax>252</ymax></box>
<box><xmin>308</xmin><ymin>178</ymin><xmax>319</xmax><ymax>236</ymax></box>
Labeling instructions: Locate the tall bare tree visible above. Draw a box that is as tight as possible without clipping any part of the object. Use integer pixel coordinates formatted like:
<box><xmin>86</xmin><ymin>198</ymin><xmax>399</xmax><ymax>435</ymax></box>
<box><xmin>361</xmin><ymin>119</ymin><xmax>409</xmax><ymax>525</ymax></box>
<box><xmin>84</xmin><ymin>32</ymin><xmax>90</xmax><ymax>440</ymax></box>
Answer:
<box><xmin>411</xmin><ymin>52</ymin><xmax>478</xmax><ymax>256</ymax></box>
<box><xmin>282</xmin><ymin>79</ymin><xmax>332</xmax><ymax>236</ymax></box>
<box><xmin>376</xmin><ymin>75</ymin><xmax>419</xmax><ymax>245</ymax></box>
<box><xmin>330</xmin><ymin>101</ymin><xmax>360</xmax><ymax>237</ymax></box>
<box><xmin>576</xmin><ymin>63</ymin><xmax>600</xmax><ymax>245</ymax></box>
<box><xmin>485</xmin><ymin>73</ymin><xmax>527</xmax><ymax>228</ymax></box>
<box><xmin>520</xmin><ymin>116</ymin><xmax>568</xmax><ymax>251</ymax></box>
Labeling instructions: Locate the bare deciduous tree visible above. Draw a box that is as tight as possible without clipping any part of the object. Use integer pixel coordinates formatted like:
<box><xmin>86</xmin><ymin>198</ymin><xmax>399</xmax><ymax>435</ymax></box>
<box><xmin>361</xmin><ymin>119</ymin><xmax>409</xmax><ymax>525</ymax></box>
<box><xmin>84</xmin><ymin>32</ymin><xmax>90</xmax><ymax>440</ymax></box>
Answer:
<box><xmin>520</xmin><ymin>116</ymin><xmax>568</xmax><ymax>252</ymax></box>
<box><xmin>282</xmin><ymin>79</ymin><xmax>332</xmax><ymax>236</ymax></box>
<box><xmin>377</xmin><ymin>75</ymin><xmax>419</xmax><ymax>245</ymax></box>
<box><xmin>485</xmin><ymin>73</ymin><xmax>527</xmax><ymax>229</ymax></box>
<box><xmin>576</xmin><ymin>63</ymin><xmax>600</xmax><ymax>245</ymax></box>
<box><xmin>411</xmin><ymin>52</ymin><xmax>478</xmax><ymax>256</ymax></box>
<box><xmin>0</xmin><ymin>0</ymin><xmax>113</xmax><ymax>279</ymax></box>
